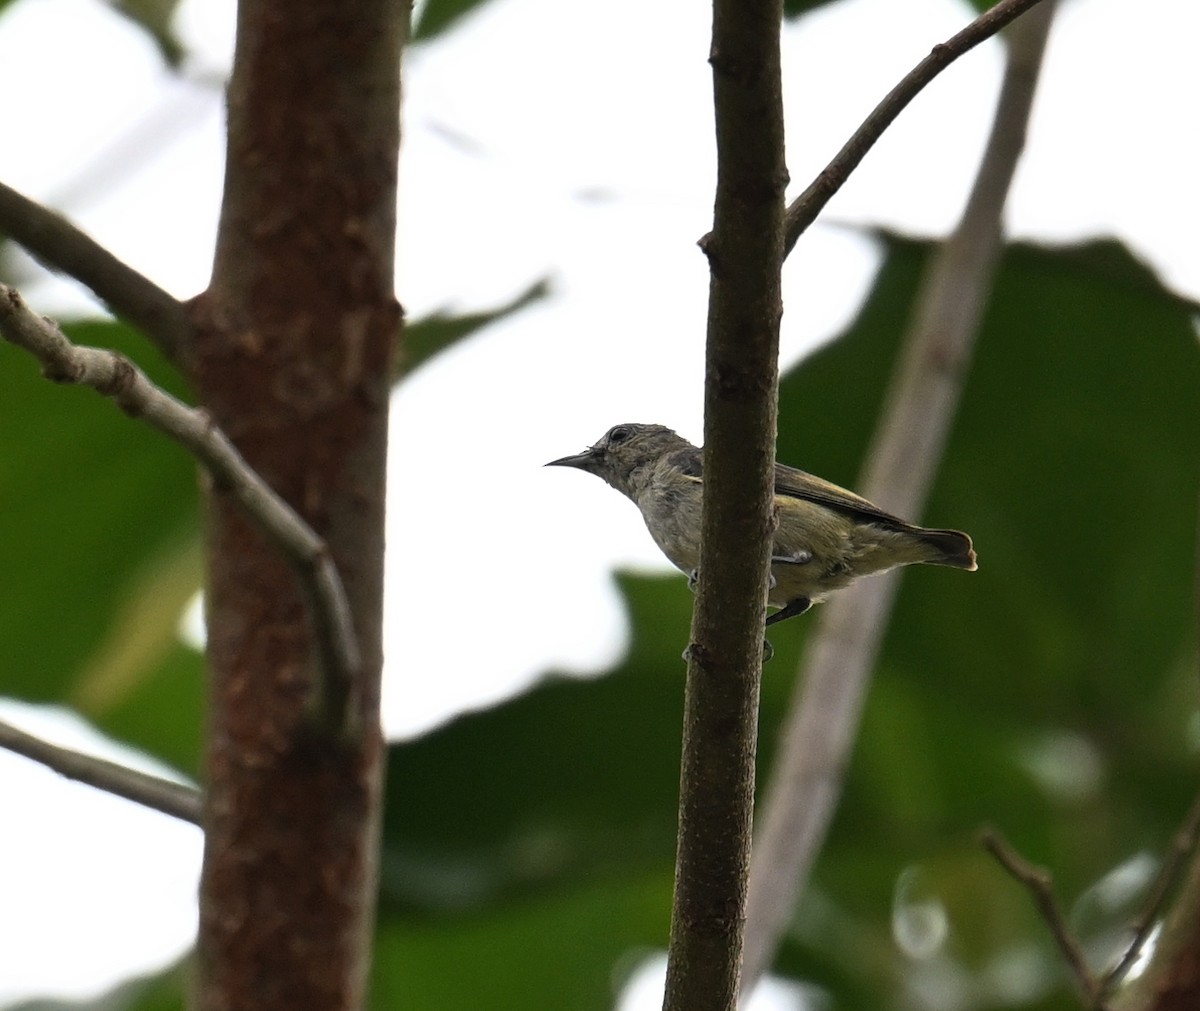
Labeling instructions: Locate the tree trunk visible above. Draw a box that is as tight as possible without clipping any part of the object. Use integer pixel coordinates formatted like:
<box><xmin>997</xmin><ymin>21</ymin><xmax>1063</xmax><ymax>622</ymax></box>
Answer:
<box><xmin>188</xmin><ymin>2</ymin><xmax>404</xmax><ymax>1007</ymax></box>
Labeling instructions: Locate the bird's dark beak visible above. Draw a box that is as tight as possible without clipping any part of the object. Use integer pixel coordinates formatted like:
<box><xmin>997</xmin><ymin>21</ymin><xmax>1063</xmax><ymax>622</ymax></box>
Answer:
<box><xmin>545</xmin><ymin>447</ymin><xmax>599</xmax><ymax>471</ymax></box>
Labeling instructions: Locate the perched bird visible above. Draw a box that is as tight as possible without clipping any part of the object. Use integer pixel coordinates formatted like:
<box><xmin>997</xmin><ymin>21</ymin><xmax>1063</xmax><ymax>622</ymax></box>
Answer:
<box><xmin>547</xmin><ymin>423</ymin><xmax>976</xmax><ymax>625</ymax></box>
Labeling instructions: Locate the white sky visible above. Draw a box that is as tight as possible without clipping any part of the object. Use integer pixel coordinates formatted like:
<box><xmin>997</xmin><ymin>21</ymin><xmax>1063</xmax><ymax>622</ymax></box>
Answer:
<box><xmin>0</xmin><ymin>0</ymin><xmax>1197</xmax><ymax>1005</ymax></box>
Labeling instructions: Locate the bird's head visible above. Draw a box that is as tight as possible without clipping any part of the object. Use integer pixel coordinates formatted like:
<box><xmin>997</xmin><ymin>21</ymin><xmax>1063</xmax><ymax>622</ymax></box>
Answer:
<box><xmin>546</xmin><ymin>423</ymin><xmax>687</xmax><ymax>498</ymax></box>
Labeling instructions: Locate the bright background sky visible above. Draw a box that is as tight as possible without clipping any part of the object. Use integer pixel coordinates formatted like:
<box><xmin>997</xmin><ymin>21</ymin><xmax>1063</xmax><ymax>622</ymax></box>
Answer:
<box><xmin>0</xmin><ymin>0</ymin><xmax>1196</xmax><ymax>1005</ymax></box>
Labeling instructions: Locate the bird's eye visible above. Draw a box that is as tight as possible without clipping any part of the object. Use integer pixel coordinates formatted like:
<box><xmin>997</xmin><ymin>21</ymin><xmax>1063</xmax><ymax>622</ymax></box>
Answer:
<box><xmin>608</xmin><ymin>425</ymin><xmax>632</xmax><ymax>445</ymax></box>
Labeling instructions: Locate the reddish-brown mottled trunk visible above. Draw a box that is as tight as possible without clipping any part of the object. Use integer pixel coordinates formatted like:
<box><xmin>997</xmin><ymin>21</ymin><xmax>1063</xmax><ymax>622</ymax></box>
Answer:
<box><xmin>187</xmin><ymin>1</ymin><xmax>403</xmax><ymax>1007</ymax></box>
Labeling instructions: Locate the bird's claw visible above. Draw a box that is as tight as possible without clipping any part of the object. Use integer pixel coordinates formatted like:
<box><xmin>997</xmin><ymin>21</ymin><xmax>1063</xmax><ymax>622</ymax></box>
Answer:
<box><xmin>765</xmin><ymin>596</ymin><xmax>813</xmax><ymax>627</ymax></box>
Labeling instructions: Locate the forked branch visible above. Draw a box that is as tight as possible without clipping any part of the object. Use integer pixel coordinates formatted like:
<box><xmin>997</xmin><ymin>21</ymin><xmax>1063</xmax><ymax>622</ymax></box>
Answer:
<box><xmin>0</xmin><ymin>181</ymin><xmax>189</xmax><ymax>363</ymax></box>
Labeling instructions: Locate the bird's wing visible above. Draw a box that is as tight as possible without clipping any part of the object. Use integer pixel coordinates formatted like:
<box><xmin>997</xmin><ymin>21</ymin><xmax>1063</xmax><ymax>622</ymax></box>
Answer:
<box><xmin>773</xmin><ymin>461</ymin><xmax>908</xmax><ymax>528</ymax></box>
<box><xmin>676</xmin><ymin>449</ymin><xmax>907</xmax><ymax>527</ymax></box>
<box><xmin>667</xmin><ymin>446</ymin><xmax>704</xmax><ymax>479</ymax></box>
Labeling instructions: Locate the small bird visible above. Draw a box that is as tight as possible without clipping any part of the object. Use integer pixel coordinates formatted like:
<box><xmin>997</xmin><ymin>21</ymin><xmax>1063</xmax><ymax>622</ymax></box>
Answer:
<box><xmin>547</xmin><ymin>423</ymin><xmax>976</xmax><ymax>625</ymax></box>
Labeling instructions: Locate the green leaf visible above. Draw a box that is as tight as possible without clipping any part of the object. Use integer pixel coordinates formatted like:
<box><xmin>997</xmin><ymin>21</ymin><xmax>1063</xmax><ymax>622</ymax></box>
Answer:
<box><xmin>784</xmin><ymin>0</ymin><xmax>843</xmax><ymax>19</ymax></box>
<box><xmin>0</xmin><ymin>318</ymin><xmax>201</xmax><ymax>774</ymax></box>
<box><xmin>771</xmin><ymin>235</ymin><xmax>1200</xmax><ymax>1002</ymax></box>
<box><xmin>373</xmin><ymin>874</ymin><xmax>672</xmax><ymax>1010</ymax></box>
<box><xmin>107</xmin><ymin>0</ymin><xmax>185</xmax><ymax>67</ymax></box>
<box><xmin>413</xmin><ymin>0</ymin><xmax>480</xmax><ymax>41</ymax></box>
<box><xmin>396</xmin><ymin>279</ymin><xmax>550</xmax><ymax>382</ymax></box>
<box><xmin>91</xmin><ymin>637</ymin><xmax>207</xmax><ymax>775</ymax></box>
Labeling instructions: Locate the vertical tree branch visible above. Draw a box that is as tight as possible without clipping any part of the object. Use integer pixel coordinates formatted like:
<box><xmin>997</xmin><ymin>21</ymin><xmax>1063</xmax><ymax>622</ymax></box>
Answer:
<box><xmin>740</xmin><ymin>2</ymin><xmax>1058</xmax><ymax>995</ymax></box>
<box><xmin>188</xmin><ymin>1</ymin><xmax>405</xmax><ymax>1007</ymax></box>
<box><xmin>660</xmin><ymin>0</ymin><xmax>786</xmax><ymax>1007</ymax></box>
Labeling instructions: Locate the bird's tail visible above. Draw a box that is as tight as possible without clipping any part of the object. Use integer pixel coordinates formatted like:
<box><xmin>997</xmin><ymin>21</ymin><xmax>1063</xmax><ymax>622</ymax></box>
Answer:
<box><xmin>916</xmin><ymin>527</ymin><xmax>978</xmax><ymax>570</ymax></box>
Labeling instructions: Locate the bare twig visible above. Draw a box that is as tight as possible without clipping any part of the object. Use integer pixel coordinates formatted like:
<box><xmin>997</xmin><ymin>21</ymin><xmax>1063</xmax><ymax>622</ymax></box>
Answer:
<box><xmin>1112</xmin><ymin>815</ymin><xmax>1200</xmax><ymax>1010</ymax></box>
<box><xmin>981</xmin><ymin>827</ymin><xmax>1106</xmax><ymax>1007</ymax></box>
<box><xmin>0</xmin><ymin>283</ymin><xmax>361</xmax><ymax>733</ymax></box>
<box><xmin>740</xmin><ymin>2</ymin><xmax>1057</xmax><ymax>995</ymax></box>
<box><xmin>0</xmin><ymin>718</ymin><xmax>201</xmax><ymax>825</ymax></box>
<box><xmin>1099</xmin><ymin>791</ymin><xmax>1200</xmax><ymax>1000</ymax></box>
<box><xmin>0</xmin><ymin>181</ymin><xmax>189</xmax><ymax>364</ymax></box>
<box><xmin>783</xmin><ymin>0</ymin><xmax>1051</xmax><ymax>257</ymax></box>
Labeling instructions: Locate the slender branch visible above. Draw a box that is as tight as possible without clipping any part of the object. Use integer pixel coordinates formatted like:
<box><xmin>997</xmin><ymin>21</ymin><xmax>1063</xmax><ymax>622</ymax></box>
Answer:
<box><xmin>981</xmin><ymin>828</ymin><xmax>1106</xmax><ymax>1007</ymax></box>
<box><xmin>984</xmin><ymin>797</ymin><xmax>1200</xmax><ymax>1011</ymax></box>
<box><xmin>1112</xmin><ymin>828</ymin><xmax>1200</xmax><ymax>1009</ymax></box>
<box><xmin>740</xmin><ymin>2</ymin><xmax>1057</xmax><ymax>994</ymax></box>
<box><xmin>661</xmin><ymin>0</ymin><xmax>786</xmax><ymax>1006</ymax></box>
<box><xmin>783</xmin><ymin>0</ymin><xmax>1051</xmax><ymax>257</ymax></box>
<box><xmin>0</xmin><ymin>283</ymin><xmax>361</xmax><ymax>733</ymax></box>
<box><xmin>0</xmin><ymin>181</ymin><xmax>189</xmax><ymax>364</ymax></box>
<box><xmin>0</xmin><ymin>718</ymin><xmax>201</xmax><ymax>825</ymax></box>
<box><xmin>1101</xmin><ymin>791</ymin><xmax>1200</xmax><ymax>998</ymax></box>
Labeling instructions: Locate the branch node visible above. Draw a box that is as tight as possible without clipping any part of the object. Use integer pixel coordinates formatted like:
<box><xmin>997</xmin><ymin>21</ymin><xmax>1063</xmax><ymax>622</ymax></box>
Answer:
<box><xmin>42</xmin><ymin>359</ymin><xmax>80</xmax><ymax>385</ymax></box>
<box><xmin>104</xmin><ymin>354</ymin><xmax>140</xmax><ymax>410</ymax></box>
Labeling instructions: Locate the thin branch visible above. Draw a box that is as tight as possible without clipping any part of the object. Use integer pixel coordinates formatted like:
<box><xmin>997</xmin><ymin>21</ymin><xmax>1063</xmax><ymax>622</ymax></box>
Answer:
<box><xmin>661</xmin><ymin>0</ymin><xmax>786</xmax><ymax>1005</ymax></box>
<box><xmin>0</xmin><ymin>718</ymin><xmax>201</xmax><ymax>825</ymax></box>
<box><xmin>981</xmin><ymin>827</ymin><xmax>1107</xmax><ymax>1008</ymax></box>
<box><xmin>0</xmin><ymin>283</ymin><xmax>361</xmax><ymax>734</ymax></box>
<box><xmin>0</xmin><ymin>180</ymin><xmax>189</xmax><ymax>364</ymax></box>
<box><xmin>1110</xmin><ymin>819</ymin><xmax>1200</xmax><ymax>1010</ymax></box>
<box><xmin>783</xmin><ymin>0</ymin><xmax>1051</xmax><ymax>257</ymax></box>
<box><xmin>740</xmin><ymin>1</ymin><xmax>1057</xmax><ymax>995</ymax></box>
<box><xmin>1100</xmin><ymin>790</ymin><xmax>1200</xmax><ymax>1000</ymax></box>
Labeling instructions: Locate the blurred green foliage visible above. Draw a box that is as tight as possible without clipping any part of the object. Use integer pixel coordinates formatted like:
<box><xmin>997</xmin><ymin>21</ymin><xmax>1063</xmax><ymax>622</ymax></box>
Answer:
<box><xmin>107</xmin><ymin>0</ymin><xmax>185</xmax><ymax>66</ymax></box>
<box><xmin>397</xmin><ymin>279</ymin><xmax>550</xmax><ymax>381</ymax></box>
<box><xmin>2</xmin><ymin>234</ymin><xmax>1197</xmax><ymax>1010</ymax></box>
<box><xmin>0</xmin><ymin>320</ymin><xmax>203</xmax><ymax>772</ymax></box>
<box><xmin>374</xmin><ymin>236</ymin><xmax>1200</xmax><ymax>1009</ymax></box>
